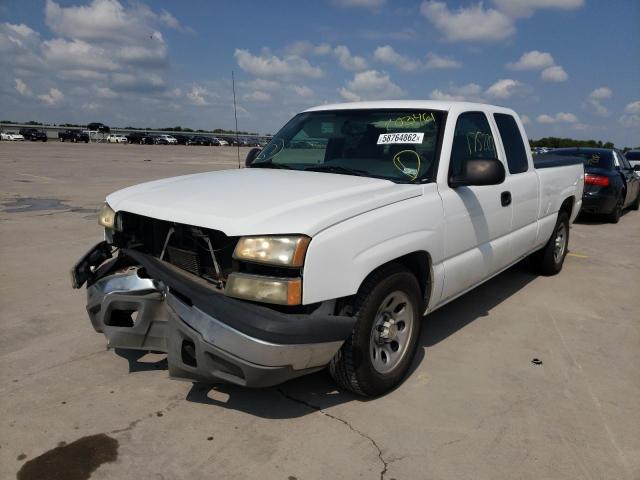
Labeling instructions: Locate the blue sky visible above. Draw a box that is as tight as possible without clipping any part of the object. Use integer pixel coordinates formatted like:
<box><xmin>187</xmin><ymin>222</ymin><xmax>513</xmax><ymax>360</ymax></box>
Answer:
<box><xmin>1</xmin><ymin>0</ymin><xmax>638</xmax><ymax>146</ymax></box>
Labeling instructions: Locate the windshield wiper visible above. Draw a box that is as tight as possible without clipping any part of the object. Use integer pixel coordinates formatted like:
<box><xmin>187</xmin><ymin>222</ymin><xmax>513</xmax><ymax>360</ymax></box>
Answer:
<box><xmin>304</xmin><ymin>165</ymin><xmax>368</xmax><ymax>177</ymax></box>
<box><xmin>250</xmin><ymin>161</ymin><xmax>293</xmax><ymax>169</ymax></box>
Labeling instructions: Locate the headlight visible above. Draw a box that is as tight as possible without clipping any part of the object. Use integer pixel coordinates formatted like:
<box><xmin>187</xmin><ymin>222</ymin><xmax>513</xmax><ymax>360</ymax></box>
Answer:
<box><xmin>233</xmin><ymin>235</ymin><xmax>310</xmax><ymax>267</ymax></box>
<box><xmin>225</xmin><ymin>273</ymin><xmax>301</xmax><ymax>305</ymax></box>
<box><xmin>98</xmin><ymin>203</ymin><xmax>117</xmax><ymax>229</ymax></box>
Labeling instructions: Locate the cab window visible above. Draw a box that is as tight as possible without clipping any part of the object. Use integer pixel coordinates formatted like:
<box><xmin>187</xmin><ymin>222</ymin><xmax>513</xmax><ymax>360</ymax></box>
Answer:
<box><xmin>494</xmin><ymin>113</ymin><xmax>529</xmax><ymax>174</ymax></box>
<box><xmin>449</xmin><ymin>112</ymin><xmax>497</xmax><ymax>179</ymax></box>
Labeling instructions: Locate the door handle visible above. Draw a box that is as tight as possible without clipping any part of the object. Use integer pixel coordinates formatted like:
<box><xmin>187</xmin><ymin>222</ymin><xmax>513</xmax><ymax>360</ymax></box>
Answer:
<box><xmin>501</xmin><ymin>191</ymin><xmax>512</xmax><ymax>207</ymax></box>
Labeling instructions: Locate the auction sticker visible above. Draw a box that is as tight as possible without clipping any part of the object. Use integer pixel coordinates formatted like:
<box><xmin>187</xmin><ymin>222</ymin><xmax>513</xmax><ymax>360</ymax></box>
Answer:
<box><xmin>377</xmin><ymin>132</ymin><xmax>424</xmax><ymax>145</ymax></box>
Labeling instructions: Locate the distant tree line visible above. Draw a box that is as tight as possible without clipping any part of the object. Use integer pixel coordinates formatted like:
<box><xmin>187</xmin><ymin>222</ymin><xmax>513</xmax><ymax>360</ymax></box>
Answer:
<box><xmin>529</xmin><ymin>137</ymin><xmax>616</xmax><ymax>149</ymax></box>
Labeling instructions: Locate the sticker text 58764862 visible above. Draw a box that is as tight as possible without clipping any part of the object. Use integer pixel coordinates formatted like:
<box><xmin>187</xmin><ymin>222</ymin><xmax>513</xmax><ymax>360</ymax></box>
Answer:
<box><xmin>377</xmin><ymin>132</ymin><xmax>424</xmax><ymax>145</ymax></box>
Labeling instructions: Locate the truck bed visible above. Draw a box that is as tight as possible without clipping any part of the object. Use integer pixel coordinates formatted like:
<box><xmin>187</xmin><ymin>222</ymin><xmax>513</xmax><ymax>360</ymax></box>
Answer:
<box><xmin>533</xmin><ymin>154</ymin><xmax>584</xmax><ymax>169</ymax></box>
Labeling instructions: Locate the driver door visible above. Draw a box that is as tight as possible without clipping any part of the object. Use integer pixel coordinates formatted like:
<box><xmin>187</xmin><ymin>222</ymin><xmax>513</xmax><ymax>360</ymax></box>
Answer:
<box><xmin>438</xmin><ymin>111</ymin><xmax>513</xmax><ymax>303</ymax></box>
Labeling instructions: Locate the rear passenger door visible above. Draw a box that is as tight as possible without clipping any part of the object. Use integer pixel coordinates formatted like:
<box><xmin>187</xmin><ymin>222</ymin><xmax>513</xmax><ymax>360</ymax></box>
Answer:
<box><xmin>493</xmin><ymin>113</ymin><xmax>539</xmax><ymax>258</ymax></box>
<box><xmin>438</xmin><ymin>111</ymin><xmax>513</xmax><ymax>303</ymax></box>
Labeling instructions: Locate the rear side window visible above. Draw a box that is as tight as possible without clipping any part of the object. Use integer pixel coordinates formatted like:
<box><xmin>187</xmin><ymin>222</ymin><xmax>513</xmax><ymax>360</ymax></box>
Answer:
<box><xmin>449</xmin><ymin>112</ymin><xmax>497</xmax><ymax>178</ymax></box>
<box><xmin>494</xmin><ymin>113</ymin><xmax>528</xmax><ymax>174</ymax></box>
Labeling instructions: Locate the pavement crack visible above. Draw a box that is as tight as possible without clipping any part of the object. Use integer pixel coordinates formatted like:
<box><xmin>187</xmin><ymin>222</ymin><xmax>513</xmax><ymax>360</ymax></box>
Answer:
<box><xmin>277</xmin><ymin>387</ymin><xmax>389</xmax><ymax>480</ymax></box>
<box><xmin>109</xmin><ymin>396</ymin><xmax>183</xmax><ymax>435</ymax></box>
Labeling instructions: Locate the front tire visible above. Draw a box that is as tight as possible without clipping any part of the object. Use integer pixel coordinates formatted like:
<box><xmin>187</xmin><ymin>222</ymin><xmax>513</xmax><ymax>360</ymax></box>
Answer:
<box><xmin>530</xmin><ymin>211</ymin><xmax>569</xmax><ymax>276</ymax></box>
<box><xmin>329</xmin><ymin>264</ymin><xmax>422</xmax><ymax>397</ymax></box>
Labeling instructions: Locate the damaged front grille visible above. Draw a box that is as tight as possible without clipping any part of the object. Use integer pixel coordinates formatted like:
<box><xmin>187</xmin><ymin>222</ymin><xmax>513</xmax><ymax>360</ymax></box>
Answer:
<box><xmin>112</xmin><ymin>212</ymin><xmax>238</xmax><ymax>286</ymax></box>
<box><xmin>166</xmin><ymin>246</ymin><xmax>201</xmax><ymax>276</ymax></box>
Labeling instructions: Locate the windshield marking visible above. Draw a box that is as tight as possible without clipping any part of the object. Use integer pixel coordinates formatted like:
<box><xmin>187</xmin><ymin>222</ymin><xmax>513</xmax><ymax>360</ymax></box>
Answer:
<box><xmin>393</xmin><ymin>150</ymin><xmax>421</xmax><ymax>180</ymax></box>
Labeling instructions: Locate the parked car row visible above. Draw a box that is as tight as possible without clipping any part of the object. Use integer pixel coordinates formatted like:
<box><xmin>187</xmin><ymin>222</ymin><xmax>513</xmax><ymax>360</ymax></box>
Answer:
<box><xmin>538</xmin><ymin>147</ymin><xmax>640</xmax><ymax>223</ymax></box>
<box><xmin>123</xmin><ymin>132</ymin><xmax>264</xmax><ymax>146</ymax></box>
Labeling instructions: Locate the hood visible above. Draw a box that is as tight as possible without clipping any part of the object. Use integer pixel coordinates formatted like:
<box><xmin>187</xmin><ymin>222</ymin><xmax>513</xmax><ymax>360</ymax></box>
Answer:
<box><xmin>107</xmin><ymin>168</ymin><xmax>421</xmax><ymax>236</ymax></box>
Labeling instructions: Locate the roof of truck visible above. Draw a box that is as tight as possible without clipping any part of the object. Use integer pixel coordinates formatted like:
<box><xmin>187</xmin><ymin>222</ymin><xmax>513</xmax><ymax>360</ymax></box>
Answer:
<box><xmin>304</xmin><ymin>100</ymin><xmax>515</xmax><ymax>114</ymax></box>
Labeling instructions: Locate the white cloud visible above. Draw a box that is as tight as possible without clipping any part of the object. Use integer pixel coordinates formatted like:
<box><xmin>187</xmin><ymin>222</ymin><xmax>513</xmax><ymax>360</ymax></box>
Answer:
<box><xmin>585</xmin><ymin>87</ymin><xmax>612</xmax><ymax>116</ymax></box>
<box><xmin>424</xmin><ymin>52</ymin><xmax>461</xmax><ymax>69</ymax></box>
<box><xmin>507</xmin><ymin>50</ymin><xmax>555</xmax><ymax>70</ymax></box>
<box><xmin>333</xmin><ymin>0</ymin><xmax>385</xmax><ymax>8</ymax></box>
<box><xmin>339</xmin><ymin>70</ymin><xmax>405</xmax><ymax>102</ymax></box>
<box><xmin>334</xmin><ymin>45</ymin><xmax>368</xmax><ymax>71</ymax></box>
<box><xmin>42</xmin><ymin>38</ymin><xmax>119</xmax><ymax>71</ymax></box>
<box><xmin>112</xmin><ymin>72</ymin><xmax>164</xmax><ymax>91</ymax></box>
<box><xmin>429</xmin><ymin>83</ymin><xmax>482</xmax><ymax>102</ymax></box>
<box><xmin>234</xmin><ymin>48</ymin><xmax>323</xmax><ymax>78</ymax></box>
<box><xmin>186</xmin><ymin>85</ymin><xmax>210</xmax><ymax>106</ymax></box>
<box><xmin>95</xmin><ymin>86</ymin><xmax>117</xmax><ymax>98</ymax></box>
<box><xmin>620</xmin><ymin>100</ymin><xmax>640</xmax><ymax>128</ymax></box>
<box><xmin>81</xmin><ymin>102</ymin><xmax>100</xmax><ymax>111</ymax></box>
<box><xmin>420</xmin><ymin>1</ymin><xmax>515</xmax><ymax>42</ymax></box>
<box><xmin>541</xmin><ymin>65</ymin><xmax>568</xmax><ymax>82</ymax></box>
<box><xmin>520</xmin><ymin>114</ymin><xmax>531</xmax><ymax>125</ymax></box>
<box><xmin>239</xmin><ymin>78</ymin><xmax>280</xmax><ymax>92</ymax></box>
<box><xmin>14</xmin><ymin>78</ymin><xmax>32</xmax><ymax>97</ymax></box>
<box><xmin>588</xmin><ymin>87</ymin><xmax>612</xmax><ymax>100</ymax></box>
<box><xmin>38</xmin><ymin>87</ymin><xmax>64</xmax><ymax>106</ymax></box>
<box><xmin>536</xmin><ymin>112</ymin><xmax>577</xmax><ymax>123</ymax></box>
<box><xmin>290</xmin><ymin>85</ymin><xmax>314</xmax><ymax>98</ymax></box>
<box><xmin>625</xmin><ymin>100</ymin><xmax>640</xmax><ymax>114</ymax></box>
<box><xmin>45</xmin><ymin>0</ymin><xmax>156</xmax><ymax>44</ymax></box>
<box><xmin>373</xmin><ymin>45</ymin><xmax>420</xmax><ymax>72</ymax></box>
<box><xmin>286</xmin><ymin>41</ymin><xmax>331</xmax><ymax>56</ymax></box>
<box><xmin>485</xmin><ymin>78</ymin><xmax>526</xmax><ymax>99</ymax></box>
<box><xmin>243</xmin><ymin>90</ymin><xmax>272</xmax><ymax>102</ymax></box>
<box><xmin>491</xmin><ymin>0</ymin><xmax>584</xmax><ymax>18</ymax></box>
<box><xmin>158</xmin><ymin>9</ymin><xmax>192</xmax><ymax>33</ymax></box>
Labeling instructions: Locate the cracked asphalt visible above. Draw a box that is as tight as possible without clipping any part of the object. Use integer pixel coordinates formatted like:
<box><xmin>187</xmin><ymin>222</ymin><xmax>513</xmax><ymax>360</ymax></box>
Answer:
<box><xmin>1</xmin><ymin>142</ymin><xmax>639</xmax><ymax>480</ymax></box>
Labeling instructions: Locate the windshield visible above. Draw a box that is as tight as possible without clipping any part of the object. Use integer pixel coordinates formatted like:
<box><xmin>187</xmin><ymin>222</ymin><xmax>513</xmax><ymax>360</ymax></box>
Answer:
<box><xmin>252</xmin><ymin>109</ymin><xmax>444</xmax><ymax>183</ymax></box>
<box><xmin>554</xmin><ymin>149</ymin><xmax>613</xmax><ymax>169</ymax></box>
<box><xmin>626</xmin><ymin>151</ymin><xmax>640</xmax><ymax>160</ymax></box>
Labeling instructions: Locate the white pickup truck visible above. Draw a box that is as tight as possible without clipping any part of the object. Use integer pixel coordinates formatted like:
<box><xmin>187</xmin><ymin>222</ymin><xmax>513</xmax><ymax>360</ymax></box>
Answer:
<box><xmin>72</xmin><ymin>101</ymin><xmax>584</xmax><ymax>396</ymax></box>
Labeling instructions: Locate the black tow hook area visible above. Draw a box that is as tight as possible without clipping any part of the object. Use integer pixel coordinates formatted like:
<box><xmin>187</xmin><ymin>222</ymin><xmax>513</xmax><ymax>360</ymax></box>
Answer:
<box><xmin>71</xmin><ymin>241</ymin><xmax>113</xmax><ymax>289</ymax></box>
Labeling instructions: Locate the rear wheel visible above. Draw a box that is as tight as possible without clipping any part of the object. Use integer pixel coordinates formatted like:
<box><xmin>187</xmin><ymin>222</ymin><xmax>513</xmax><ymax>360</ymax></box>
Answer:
<box><xmin>329</xmin><ymin>264</ymin><xmax>422</xmax><ymax>397</ymax></box>
<box><xmin>606</xmin><ymin>195</ymin><xmax>623</xmax><ymax>223</ymax></box>
<box><xmin>530</xmin><ymin>211</ymin><xmax>569</xmax><ymax>276</ymax></box>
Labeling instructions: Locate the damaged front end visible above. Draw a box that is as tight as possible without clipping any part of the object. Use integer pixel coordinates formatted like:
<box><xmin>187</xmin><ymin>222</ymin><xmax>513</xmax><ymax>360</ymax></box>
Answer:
<box><xmin>72</xmin><ymin>219</ymin><xmax>354</xmax><ymax>387</ymax></box>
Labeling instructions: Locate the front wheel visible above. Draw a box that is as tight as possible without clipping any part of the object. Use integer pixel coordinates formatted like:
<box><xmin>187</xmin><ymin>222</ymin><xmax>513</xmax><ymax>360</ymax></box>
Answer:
<box><xmin>329</xmin><ymin>264</ymin><xmax>422</xmax><ymax>397</ymax></box>
<box><xmin>530</xmin><ymin>211</ymin><xmax>569</xmax><ymax>276</ymax></box>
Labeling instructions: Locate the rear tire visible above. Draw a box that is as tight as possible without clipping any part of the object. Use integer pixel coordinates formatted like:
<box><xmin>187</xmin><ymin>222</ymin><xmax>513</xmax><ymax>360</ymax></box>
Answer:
<box><xmin>329</xmin><ymin>264</ymin><xmax>422</xmax><ymax>397</ymax></box>
<box><xmin>606</xmin><ymin>195</ymin><xmax>623</xmax><ymax>223</ymax></box>
<box><xmin>530</xmin><ymin>211</ymin><xmax>569</xmax><ymax>276</ymax></box>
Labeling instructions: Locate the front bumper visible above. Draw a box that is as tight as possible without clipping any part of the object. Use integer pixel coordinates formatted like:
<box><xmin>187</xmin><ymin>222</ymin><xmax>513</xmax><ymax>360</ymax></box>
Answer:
<box><xmin>77</xmin><ymin>245</ymin><xmax>354</xmax><ymax>387</ymax></box>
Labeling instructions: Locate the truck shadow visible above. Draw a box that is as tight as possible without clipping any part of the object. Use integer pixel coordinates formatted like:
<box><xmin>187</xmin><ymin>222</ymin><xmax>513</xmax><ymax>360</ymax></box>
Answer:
<box><xmin>573</xmin><ymin>210</ymin><xmax>631</xmax><ymax>225</ymax></box>
<box><xmin>184</xmin><ymin>261</ymin><xmax>536</xmax><ymax>418</ymax></box>
<box><xmin>114</xmin><ymin>348</ymin><xmax>168</xmax><ymax>372</ymax></box>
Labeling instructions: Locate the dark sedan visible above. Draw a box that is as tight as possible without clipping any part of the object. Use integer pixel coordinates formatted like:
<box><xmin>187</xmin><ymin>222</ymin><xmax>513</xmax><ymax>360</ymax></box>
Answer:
<box><xmin>19</xmin><ymin>128</ymin><xmax>48</xmax><ymax>142</ymax></box>
<box><xmin>553</xmin><ymin>148</ymin><xmax>640</xmax><ymax>222</ymax></box>
<box><xmin>187</xmin><ymin>135</ymin><xmax>214</xmax><ymax>146</ymax></box>
<box><xmin>126</xmin><ymin>132</ymin><xmax>154</xmax><ymax>144</ymax></box>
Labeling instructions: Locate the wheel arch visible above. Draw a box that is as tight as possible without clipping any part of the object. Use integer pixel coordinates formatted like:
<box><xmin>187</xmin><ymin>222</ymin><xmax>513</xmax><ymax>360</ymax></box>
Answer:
<box><xmin>355</xmin><ymin>250</ymin><xmax>433</xmax><ymax>311</ymax></box>
<box><xmin>559</xmin><ymin>196</ymin><xmax>575</xmax><ymax>219</ymax></box>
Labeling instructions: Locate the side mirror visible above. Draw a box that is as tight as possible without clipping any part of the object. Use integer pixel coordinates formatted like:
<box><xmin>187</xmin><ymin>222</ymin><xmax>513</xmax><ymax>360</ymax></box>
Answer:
<box><xmin>449</xmin><ymin>158</ymin><xmax>506</xmax><ymax>188</ymax></box>
<box><xmin>245</xmin><ymin>147</ymin><xmax>262</xmax><ymax>167</ymax></box>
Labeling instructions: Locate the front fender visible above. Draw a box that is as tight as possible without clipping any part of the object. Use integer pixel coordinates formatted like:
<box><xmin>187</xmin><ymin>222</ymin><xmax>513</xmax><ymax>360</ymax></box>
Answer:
<box><xmin>302</xmin><ymin>184</ymin><xmax>445</xmax><ymax>305</ymax></box>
